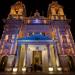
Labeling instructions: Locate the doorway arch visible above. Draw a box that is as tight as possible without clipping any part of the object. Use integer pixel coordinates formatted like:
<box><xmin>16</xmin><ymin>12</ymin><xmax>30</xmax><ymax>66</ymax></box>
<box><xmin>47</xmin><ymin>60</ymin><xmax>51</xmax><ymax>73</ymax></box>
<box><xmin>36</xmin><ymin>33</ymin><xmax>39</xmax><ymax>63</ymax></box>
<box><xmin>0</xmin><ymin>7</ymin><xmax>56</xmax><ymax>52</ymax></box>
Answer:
<box><xmin>67</xmin><ymin>55</ymin><xmax>75</xmax><ymax>71</ymax></box>
<box><xmin>0</xmin><ymin>56</ymin><xmax>8</xmax><ymax>71</ymax></box>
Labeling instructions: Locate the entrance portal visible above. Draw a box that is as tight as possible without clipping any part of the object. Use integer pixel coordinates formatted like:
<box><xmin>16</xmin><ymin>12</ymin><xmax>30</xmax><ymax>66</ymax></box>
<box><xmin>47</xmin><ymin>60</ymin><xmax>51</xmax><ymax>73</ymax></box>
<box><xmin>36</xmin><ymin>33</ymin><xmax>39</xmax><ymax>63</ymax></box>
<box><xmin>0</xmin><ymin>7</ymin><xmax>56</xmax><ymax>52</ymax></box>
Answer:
<box><xmin>26</xmin><ymin>45</ymin><xmax>49</xmax><ymax>72</ymax></box>
<box><xmin>32</xmin><ymin>51</ymin><xmax>42</xmax><ymax>71</ymax></box>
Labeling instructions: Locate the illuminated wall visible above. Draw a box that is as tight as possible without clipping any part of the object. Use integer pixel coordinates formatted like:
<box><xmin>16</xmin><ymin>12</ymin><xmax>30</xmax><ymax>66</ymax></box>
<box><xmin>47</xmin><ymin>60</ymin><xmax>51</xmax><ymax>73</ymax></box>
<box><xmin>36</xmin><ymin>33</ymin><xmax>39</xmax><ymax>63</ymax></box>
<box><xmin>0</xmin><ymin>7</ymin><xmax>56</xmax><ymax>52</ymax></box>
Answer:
<box><xmin>0</xmin><ymin>1</ymin><xmax>75</xmax><ymax>72</ymax></box>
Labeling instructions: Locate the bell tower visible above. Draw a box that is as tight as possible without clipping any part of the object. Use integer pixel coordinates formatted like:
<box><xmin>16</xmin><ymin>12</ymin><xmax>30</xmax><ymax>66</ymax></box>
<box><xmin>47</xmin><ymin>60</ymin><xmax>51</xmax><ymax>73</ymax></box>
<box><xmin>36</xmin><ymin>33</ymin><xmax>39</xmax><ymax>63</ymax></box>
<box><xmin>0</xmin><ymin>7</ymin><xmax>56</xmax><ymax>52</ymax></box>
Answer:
<box><xmin>8</xmin><ymin>1</ymin><xmax>26</xmax><ymax>19</ymax></box>
<box><xmin>47</xmin><ymin>1</ymin><xmax>66</xmax><ymax>20</ymax></box>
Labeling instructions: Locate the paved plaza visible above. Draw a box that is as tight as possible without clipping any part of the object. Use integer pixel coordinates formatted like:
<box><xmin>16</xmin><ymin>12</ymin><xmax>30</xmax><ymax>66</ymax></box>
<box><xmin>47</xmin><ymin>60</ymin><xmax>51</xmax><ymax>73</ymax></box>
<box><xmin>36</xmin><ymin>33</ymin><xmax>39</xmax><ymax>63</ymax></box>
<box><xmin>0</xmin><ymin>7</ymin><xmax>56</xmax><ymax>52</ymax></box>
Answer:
<box><xmin>0</xmin><ymin>72</ymin><xmax>75</xmax><ymax>75</ymax></box>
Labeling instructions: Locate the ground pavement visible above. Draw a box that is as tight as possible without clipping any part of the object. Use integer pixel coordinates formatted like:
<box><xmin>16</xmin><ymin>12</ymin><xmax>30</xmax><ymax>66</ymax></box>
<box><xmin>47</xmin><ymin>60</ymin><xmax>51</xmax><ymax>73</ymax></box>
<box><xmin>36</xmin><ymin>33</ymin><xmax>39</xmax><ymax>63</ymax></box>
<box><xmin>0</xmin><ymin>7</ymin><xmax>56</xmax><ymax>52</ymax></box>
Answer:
<box><xmin>0</xmin><ymin>72</ymin><xmax>75</xmax><ymax>75</ymax></box>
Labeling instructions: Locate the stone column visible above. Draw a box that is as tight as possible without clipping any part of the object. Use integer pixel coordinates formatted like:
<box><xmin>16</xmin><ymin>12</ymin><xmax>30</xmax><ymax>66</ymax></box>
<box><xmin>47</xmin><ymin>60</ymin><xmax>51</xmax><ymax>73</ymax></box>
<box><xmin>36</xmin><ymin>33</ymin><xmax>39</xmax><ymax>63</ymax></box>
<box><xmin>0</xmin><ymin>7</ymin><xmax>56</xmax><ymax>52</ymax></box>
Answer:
<box><xmin>23</xmin><ymin>44</ymin><xmax>27</xmax><ymax>67</ymax></box>
<box><xmin>14</xmin><ymin>44</ymin><xmax>21</xmax><ymax>67</ymax></box>
<box><xmin>49</xmin><ymin>43</ymin><xmax>56</xmax><ymax>70</ymax></box>
<box><xmin>47</xmin><ymin>44</ymin><xmax>51</xmax><ymax>66</ymax></box>
<box><xmin>54</xmin><ymin>42</ymin><xmax>60</xmax><ymax>67</ymax></box>
<box><xmin>18</xmin><ymin>44</ymin><xmax>26</xmax><ymax>71</ymax></box>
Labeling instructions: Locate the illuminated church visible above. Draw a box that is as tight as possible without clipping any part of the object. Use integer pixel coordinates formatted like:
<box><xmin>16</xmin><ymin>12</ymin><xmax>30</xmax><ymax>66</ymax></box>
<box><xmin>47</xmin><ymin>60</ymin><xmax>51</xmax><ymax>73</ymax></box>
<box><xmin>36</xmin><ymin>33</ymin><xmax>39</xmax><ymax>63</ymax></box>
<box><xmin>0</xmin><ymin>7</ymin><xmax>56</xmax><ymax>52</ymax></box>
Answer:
<box><xmin>0</xmin><ymin>1</ymin><xmax>75</xmax><ymax>72</ymax></box>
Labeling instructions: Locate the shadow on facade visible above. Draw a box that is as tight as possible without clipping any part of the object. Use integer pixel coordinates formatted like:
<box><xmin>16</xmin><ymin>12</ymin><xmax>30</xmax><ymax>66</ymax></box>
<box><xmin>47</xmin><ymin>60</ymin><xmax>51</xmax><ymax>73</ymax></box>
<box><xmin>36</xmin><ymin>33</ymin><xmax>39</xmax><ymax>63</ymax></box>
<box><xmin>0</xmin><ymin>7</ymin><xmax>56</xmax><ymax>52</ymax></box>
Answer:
<box><xmin>0</xmin><ymin>56</ymin><xmax>8</xmax><ymax>72</ymax></box>
<box><xmin>67</xmin><ymin>55</ymin><xmax>75</xmax><ymax>71</ymax></box>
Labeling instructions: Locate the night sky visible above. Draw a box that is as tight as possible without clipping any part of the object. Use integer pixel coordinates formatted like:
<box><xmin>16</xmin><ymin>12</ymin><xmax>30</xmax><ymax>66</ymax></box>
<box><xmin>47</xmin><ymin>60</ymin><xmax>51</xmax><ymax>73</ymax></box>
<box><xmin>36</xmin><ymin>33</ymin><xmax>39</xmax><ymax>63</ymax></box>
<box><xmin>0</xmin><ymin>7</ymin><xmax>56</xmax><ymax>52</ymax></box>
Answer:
<box><xmin>0</xmin><ymin>0</ymin><xmax>75</xmax><ymax>40</ymax></box>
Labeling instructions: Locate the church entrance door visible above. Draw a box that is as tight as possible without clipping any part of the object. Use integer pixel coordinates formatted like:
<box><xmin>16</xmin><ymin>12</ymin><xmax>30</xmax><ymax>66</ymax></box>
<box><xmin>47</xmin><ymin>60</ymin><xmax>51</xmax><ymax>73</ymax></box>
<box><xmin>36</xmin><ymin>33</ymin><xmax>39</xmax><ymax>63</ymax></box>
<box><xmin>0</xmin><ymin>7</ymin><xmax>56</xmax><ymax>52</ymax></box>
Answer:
<box><xmin>32</xmin><ymin>51</ymin><xmax>42</xmax><ymax>71</ymax></box>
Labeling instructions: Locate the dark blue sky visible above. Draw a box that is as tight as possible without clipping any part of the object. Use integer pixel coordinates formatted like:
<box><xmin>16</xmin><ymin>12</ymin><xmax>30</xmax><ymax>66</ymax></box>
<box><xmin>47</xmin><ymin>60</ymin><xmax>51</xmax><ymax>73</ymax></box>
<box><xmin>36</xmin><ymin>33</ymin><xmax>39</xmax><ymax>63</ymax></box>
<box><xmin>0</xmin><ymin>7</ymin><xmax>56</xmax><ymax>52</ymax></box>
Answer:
<box><xmin>0</xmin><ymin>0</ymin><xmax>75</xmax><ymax>39</ymax></box>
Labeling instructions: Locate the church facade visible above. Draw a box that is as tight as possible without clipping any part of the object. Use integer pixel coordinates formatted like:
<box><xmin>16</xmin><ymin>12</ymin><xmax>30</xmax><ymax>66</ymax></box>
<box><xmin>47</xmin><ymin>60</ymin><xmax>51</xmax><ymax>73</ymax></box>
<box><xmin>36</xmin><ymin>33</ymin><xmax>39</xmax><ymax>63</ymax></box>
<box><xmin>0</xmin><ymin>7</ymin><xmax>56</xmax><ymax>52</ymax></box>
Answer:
<box><xmin>0</xmin><ymin>1</ymin><xmax>75</xmax><ymax>72</ymax></box>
